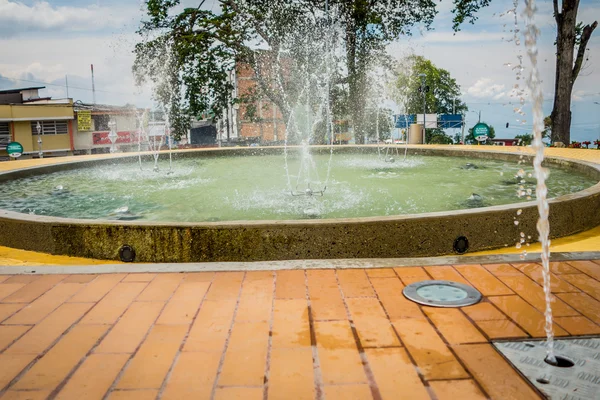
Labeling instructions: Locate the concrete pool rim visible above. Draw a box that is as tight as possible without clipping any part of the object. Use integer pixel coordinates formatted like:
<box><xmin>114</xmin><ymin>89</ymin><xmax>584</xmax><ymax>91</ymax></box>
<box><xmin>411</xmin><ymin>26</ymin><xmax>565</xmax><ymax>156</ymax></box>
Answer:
<box><xmin>0</xmin><ymin>145</ymin><xmax>598</xmax><ymax>263</ymax></box>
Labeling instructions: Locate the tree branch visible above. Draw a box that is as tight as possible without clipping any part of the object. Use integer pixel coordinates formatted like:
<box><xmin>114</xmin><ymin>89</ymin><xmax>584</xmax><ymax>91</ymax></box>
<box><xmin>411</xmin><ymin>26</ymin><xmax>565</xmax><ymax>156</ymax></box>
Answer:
<box><xmin>553</xmin><ymin>0</ymin><xmax>559</xmax><ymax>23</ymax></box>
<box><xmin>572</xmin><ymin>21</ymin><xmax>598</xmax><ymax>81</ymax></box>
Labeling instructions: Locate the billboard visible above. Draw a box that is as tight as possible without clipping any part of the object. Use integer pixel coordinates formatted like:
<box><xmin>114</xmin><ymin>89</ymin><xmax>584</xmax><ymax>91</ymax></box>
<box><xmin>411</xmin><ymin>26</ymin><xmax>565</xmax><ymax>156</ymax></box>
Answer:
<box><xmin>77</xmin><ymin>111</ymin><xmax>92</xmax><ymax>131</ymax></box>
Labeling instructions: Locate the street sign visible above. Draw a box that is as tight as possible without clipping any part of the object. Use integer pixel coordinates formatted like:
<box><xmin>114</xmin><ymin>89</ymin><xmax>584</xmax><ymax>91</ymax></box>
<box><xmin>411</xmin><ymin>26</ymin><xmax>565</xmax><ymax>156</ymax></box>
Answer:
<box><xmin>6</xmin><ymin>142</ymin><xmax>23</xmax><ymax>158</ymax></box>
<box><xmin>472</xmin><ymin>122</ymin><xmax>490</xmax><ymax>142</ymax></box>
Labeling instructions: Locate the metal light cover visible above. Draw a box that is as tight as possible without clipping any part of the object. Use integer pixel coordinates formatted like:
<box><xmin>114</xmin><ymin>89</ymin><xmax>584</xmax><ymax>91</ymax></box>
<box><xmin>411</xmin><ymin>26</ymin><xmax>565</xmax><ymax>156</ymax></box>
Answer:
<box><xmin>403</xmin><ymin>280</ymin><xmax>482</xmax><ymax>307</ymax></box>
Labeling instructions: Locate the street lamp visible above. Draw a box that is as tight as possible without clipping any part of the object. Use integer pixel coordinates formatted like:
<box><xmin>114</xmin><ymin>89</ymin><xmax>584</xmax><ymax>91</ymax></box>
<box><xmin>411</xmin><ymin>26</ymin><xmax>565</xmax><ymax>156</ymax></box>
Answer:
<box><xmin>418</xmin><ymin>73</ymin><xmax>427</xmax><ymax>144</ymax></box>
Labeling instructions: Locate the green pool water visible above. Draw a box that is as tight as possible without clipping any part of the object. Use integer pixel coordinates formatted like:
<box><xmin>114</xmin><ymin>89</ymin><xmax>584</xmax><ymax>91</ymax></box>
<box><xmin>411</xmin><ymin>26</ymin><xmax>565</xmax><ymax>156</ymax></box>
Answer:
<box><xmin>0</xmin><ymin>153</ymin><xmax>595</xmax><ymax>222</ymax></box>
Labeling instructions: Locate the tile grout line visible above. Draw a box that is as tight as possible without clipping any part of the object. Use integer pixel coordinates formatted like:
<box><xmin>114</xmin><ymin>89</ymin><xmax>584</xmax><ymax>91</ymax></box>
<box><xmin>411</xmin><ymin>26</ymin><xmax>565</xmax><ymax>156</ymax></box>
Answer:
<box><xmin>209</xmin><ymin>272</ymin><xmax>247</xmax><ymax>400</ymax></box>
<box><xmin>365</xmin><ymin>270</ymin><xmax>437</xmax><ymax>400</ymax></box>
<box><xmin>0</xmin><ymin>325</ymin><xmax>34</xmax><ymax>354</ymax></box>
<box><xmin>305</xmin><ymin>270</ymin><xmax>324</xmax><ymax>400</ymax></box>
<box><xmin>565</xmin><ymin>261</ymin><xmax>600</xmax><ymax>283</ymax></box>
<box><xmin>155</xmin><ymin>273</ymin><xmax>215</xmax><ymax>400</ymax></box>
<box><xmin>261</xmin><ymin>271</ymin><xmax>277</xmax><ymax>400</ymax></box>
<box><xmin>334</xmin><ymin>269</ymin><xmax>383</xmax><ymax>400</ymax></box>
<box><xmin>0</xmin><ymin>273</ymin><xmax>129</xmax><ymax>397</ymax></box>
<box><xmin>98</xmin><ymin>275</ymin><xmax>182</xmax><ymax>400</ymax></box>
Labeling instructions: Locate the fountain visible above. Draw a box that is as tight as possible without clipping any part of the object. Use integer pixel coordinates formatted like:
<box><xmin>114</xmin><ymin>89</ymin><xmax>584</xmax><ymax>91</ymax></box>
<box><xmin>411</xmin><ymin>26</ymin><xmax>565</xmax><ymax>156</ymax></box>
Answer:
<box><xmin>36</xmin><ymin>121</ymin><xmax>43</xmax><ymax>159</ymax></box>
<box><xmin>107</xmin><ymin>119</ymin><xmax>118</xmax><ymax>154</ymax></box>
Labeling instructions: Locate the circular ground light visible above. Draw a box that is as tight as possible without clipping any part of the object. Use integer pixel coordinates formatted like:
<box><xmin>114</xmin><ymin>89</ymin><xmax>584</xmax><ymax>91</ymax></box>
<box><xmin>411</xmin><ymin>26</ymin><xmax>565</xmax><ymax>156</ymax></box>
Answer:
<box><xmin>403</xmin><ymin>280</ymin><xmax>482</xmax><ymax>307</ymax></box>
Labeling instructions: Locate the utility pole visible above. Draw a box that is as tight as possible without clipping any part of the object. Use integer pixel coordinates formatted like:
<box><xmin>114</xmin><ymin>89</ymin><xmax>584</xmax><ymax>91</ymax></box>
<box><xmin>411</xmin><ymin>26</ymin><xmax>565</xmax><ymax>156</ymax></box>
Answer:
<box><xmin>65</xmin><ymin>75</ymin><xmax>69</xmax><ymax>98</ymax></box>
<box><xmin>90</xmin><ymin>64</ymin><xmax>97</xmax><ymax>104</ymax></box>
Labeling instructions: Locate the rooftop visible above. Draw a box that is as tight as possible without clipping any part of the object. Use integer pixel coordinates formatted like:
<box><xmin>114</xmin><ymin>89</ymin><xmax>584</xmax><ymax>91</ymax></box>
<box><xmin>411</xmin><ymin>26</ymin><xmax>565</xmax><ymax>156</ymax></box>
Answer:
<box><xmin>0</xmin><ymin>86</ymin><xmax>45</xmax><ymax>95</ymax></box>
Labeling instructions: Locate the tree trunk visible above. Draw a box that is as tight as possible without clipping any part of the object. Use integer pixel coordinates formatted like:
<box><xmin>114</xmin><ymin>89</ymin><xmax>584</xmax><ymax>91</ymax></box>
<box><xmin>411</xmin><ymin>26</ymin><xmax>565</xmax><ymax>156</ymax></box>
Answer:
<box><xmin>551</xmin><ymin>0</ymin><xmax>578</xmax><ymax>144</ymax></box>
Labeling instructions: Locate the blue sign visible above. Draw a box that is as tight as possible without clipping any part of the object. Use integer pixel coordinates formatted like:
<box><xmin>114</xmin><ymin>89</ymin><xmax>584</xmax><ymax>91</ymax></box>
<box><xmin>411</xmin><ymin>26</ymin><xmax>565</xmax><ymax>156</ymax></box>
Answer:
<box><xmin>395</xmin><ymin>114</ymin><xmax>416</xmax><ymax>128</ymax></box>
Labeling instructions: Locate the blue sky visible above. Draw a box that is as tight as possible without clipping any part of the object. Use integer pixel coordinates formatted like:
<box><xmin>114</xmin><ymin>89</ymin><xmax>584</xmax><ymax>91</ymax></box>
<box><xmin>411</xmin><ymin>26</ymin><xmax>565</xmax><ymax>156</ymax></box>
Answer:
<box><xmin>0</xmin><ymin>0</ymin><xmax>598</xmax><ymax>142</ymax></box>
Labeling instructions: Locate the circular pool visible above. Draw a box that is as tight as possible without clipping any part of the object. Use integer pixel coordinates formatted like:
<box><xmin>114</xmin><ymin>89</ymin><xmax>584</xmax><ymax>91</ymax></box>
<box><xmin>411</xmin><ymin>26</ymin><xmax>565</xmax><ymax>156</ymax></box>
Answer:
<box><xmin>0</xmin><ymin>146</ymin><xmax>598</xmax><ymax>262</ymax></box>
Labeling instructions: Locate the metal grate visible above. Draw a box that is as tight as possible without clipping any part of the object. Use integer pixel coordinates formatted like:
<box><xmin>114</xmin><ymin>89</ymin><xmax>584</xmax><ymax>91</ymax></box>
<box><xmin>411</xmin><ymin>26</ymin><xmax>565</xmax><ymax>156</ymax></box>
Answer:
<box><xmin>0</xmin><ymin>122</ymin><xmax>9</xmax><ymax>149</ymax></box>
<box><xmin>30</xmin><ymin>120</ymin><xmax>68</xmax><ymax>135</ymax></box>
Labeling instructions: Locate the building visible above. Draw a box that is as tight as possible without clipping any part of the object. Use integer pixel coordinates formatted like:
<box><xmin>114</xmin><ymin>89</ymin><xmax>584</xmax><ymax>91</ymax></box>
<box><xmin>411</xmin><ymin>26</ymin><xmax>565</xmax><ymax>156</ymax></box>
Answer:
<box><xmin>232</xmin><ymin>63</ymin><xmax>286</xmax><ymax>144</ymax></box>
<box><xmin>0</xmin><ymin>87</ymin><xmax>75</xmax><ymax>158</ymax></box>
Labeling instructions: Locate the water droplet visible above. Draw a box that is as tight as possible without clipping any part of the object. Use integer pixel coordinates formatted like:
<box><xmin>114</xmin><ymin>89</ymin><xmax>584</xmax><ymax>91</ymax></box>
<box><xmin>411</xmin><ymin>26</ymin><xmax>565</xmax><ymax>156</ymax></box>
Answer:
<box><xmin>526</xmin><ymin>196</ymin><xmax>532</xmax><ymax>200</ymax></box>
<box><xmin>514</xmin><ymin>220</ymin><xmax>519</xmax><ymax>226</ymax></box>
<box><xmin>520</xmin><ymin>253</ymin><xmax>526</xmax><ymax>260</ymax></box>
<box><xmin>520</xmin><ymin>232</ymin><xmax>525</xmax><ymax>237</ymax></box>
<box><xmin>516</xmin><ymin>243</ymin><xmax>522</xmax><ymax>249</ymax></box>
<box><xmin>517</xmin><ymin>209</ymin><xmax>522</xmax><ymax>215</ymax></box>
<box><xmin>527</xmin><ymin>235</ymin><xmax>532</xmax><ymax>239</ymax></box>
<box><xmin>520</xmin><ymin>238</ymin><xmax>525</xmax><ymax>243</ymax></box>
<box><xmin>500</xmin><ymin>171</ymin><xmax>504</xmax><ymax>176</ymax></box>
<box><xmin>527</xmin><ymin>189</ymin><xmax>532</xmax><ymax>195</ymax></box>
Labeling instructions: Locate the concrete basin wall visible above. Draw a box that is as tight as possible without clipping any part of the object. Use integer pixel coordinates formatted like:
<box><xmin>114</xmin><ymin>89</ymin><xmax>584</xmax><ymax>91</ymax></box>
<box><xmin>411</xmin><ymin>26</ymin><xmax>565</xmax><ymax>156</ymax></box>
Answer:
<box><xmin>0</xmin><ymin>146</ymin><xmax>598</xmax><ymax>262</ymax></box>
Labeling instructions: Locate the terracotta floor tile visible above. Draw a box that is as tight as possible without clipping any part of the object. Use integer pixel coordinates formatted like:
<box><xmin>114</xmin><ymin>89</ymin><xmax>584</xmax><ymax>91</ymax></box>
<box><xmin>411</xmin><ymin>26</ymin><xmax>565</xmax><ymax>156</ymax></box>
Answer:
<box><xmin>0</xmin><ymin>325</ymin><xmax>30</xmax><ymax>352</ymax></box>
<box><xmin>214</xmin><ymin>387</ymin><xmax>263</xmax><ymax>400</ymax></box>
<box><xmin>0</xmin><ymin>354</ymin><xmax>36</xmax><ymax>389</ymax></box>
<box><xmin>553</xmin><ymin>316</ymin><xmax>600</xmax><ymax>335</ymax></box>
<box><xmin>268</xmin><ymin>348</ymin><xmax>315</xmax><ymax>400</ymax></box>
<box><xmin>453</xmin><ymin>265</ymin><xmax>513</xmax><ymax>296</ymax></box>
<box><xmin>489</xmin><ymin>295</ymin><xmax>568</xmax><ymax>337</ymax></box>
<box><xmin>484</xmin><ymin>263</ymin><xmax>525</xmax><ymax>277</ymax></box>
<box><xmin>80</xmin><ymin>283</ymin><xmax>148</xmax><ymax>325</ymax></box>
<box><xmin>0</xmin><ymin>304</ymin><xmax>24</xmax><ymax>323</ymax></box>
<box><xmin>392</xmin><ymin>317</ymin><xmax>468</xmax><ymax>380</ymax></box>
<box><xmin>369</xmin><ymin>277</ymin><xmax>423</xmax><ymax>319</ymax></box>
<box><xmin>235</xmin><ymin>272</ymin><xmax>273</xmax><ymax>322</ymax></box>
<box><xmin>4</xmin><ymin>283</ymin><xmax>83</xmax><ymax>325</ymax></box>
<box><xmin>68</xmin><ymin>274</ymin><xmax>125</xmax><ymax>303</ymax></box>
<box><xmin>568</xmin><ymin>260</ymin><xmax>600</xmax><ymax>281</ymax></box>
<box><xmin>429</xmin><ymin>379</ymin><xmax>487</xmax><ymax>400</ymax></box>
<box><xmin>156</xmin><ymin>282</ymin><xmax>210</xmax><ymax>325</ymax></box>
<box><xmin>453</xmin><ymin>344</ymin><xmax>540</xmax><ymax>400</ymax></box>
<box><xmin>476</xmin><ymin>319</ymin><xmax>528</xmax><ymax>339</ymax></box>
<box><xmin>95</xmin><ymin>302</ymin><xmax>164</xmax><ymax>354</ymax></box>
<box><xmin>272</xmin><ymin>299</ymin><xmax>310</xmax><ymax>348</ymax></box>
<box><xmin>63</xmin><ymin>274</ymin><xmax>98</xmax><ymax>283</ymax></box>
<box><xmin>218</xmin><ymin>321</ymin><xmax>269</xmax><ymax>386</ymax></box>
<box><xmin>323</xmin><ymin>384</ymin><xmax>373</xmax><ymax>400</ymax></box>
<box><xmin>365</xmin><ymin>268</ymin><xmax>396</xmax><ymax>278</ymax></box>
<box><xmin>0</xmin><ymin>284</ymin><xmax>26</xmax><ymax>302</ymax></box>
<box><xmin>55</xmin><ymin>354</ymin><xmax>129</xmax><ymax>400</ymax></box>
<box><xmin>275</xmin><ymin>270</ymin><xmax>306</xmax><ymax>299</ymax></box>
<box><xmin>365</xmin><ymin>347</ymin><xmax>429</xmax><ymax>400</ymax></box>
<box><xmin>0</xmin><ymin>390</ymin><xmax>52</xmax><ymax>400</ymax></box>
<box><xmin>5</xmin><ymin>303</ymin><xmax>94</xmax><ymax>355</ymax></box>
<box><xmin>424</xmin><ymin>266</ymin><xmax>470</xmax><ymax>284</ymax></box>
<box><xmin>1</xmin><ymin>275</ymin><xmax>66</xmax><ymax>304</ymax></box>
<box><xmin>116</xmin><ymin>324</ymin><xmax>187</xmax><ymax>389</ymax></box>
<box><xmin>314</xmin><ymin>320</ymin><xmax>366</xmax><ymax>384</ymax></box>
<box><xmin>393</xmin><ymin>267</ymin><xmax>430</xmax><ymax>285</ymax></box>
<box><xmin>556</xmin><ymin>292</ymin><xmax>600</xmax><ymax>325</ymax></box>
<box><xmin>497</xmin><ymin>275</ymin><xmax>579</xmax><ymax>317</ymax></box>
<box><xmin>549</xmin><ymin>261</ymin><xmax>581</xmax><ymax>274</ymax></box>
<box><xmin>107</xmin><ymin>390</ymin><xmax>158</xmax><ymax>400</ymax></box>
<box><xmin>184</xmin><ymin>299</ymin><xmax>237</xmax><ymax>352</ymax></box>
<box><xmin>2</xmin><ymin>276</ymin><xmax>39</xmax><ymax>284</ymax></box>
<box><xmin>560</xmin><ymin>274</ymin><xmax>600</xmax><ymax>301</ymax></box>
<box><xmin>13</xmin><ymin>324</ymin><xmax>107</xmax><ymax>390</ymax></box>
<box><xmin>337</xmin><ymin>269</ymin><xmax>375</xmax><ymax>297</ymax></box>
<box><xmin>0</xmin><ymin>275</ymin><xmax>8</xmax><ymax>283</ymax></box>
<box><xmin>161</xmin><ymin>351</ymin><xmax>221</xmax><ymax>400</ymax></box>
<box><xmin>204</xmin><ymin>272</ymin><xmax>244</xmax><ymax>301</ymax></box>
<box><xmin>512</xmin><ymin>263</ymin><xmax>578</xmax><ymax>293</ymax></box>
<box><xmin>307</xmin><ymin>270</ymin><xmax>346</xmax><ymax>321</ymax></box>
<box><xmin>136</xmin><ymin>273</ymin><xmax>182</xmax><ymax>302</ymax></box>
<box><xmin>462</xmin><ymin>302</ymin><xmax>507</xmax><ymax>321</ymax></box>
<box><xmin>183</xmin><ymin>272</ymin><xmax>215</xmax><ymax>282</ymax></box>
<box><xmin>122</xmin><ymin>273</ymin><xmax>156</xmax><ymax>282</ymax></box>
<box><xmin>423</xmin><ymin>308</ymin><xmax>486</xmax><ymax>344</ymax></box>
<box><xmin>346</xmin><ymin>297</ymin><xmax>400</xmax><ymax>348</ymax></box>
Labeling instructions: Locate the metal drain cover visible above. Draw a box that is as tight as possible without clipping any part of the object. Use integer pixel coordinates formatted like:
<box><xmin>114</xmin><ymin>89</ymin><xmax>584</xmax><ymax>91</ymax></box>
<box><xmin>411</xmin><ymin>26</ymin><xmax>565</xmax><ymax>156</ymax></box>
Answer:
<box><xmin>494</xmin><ymin>338</ymin><xmax>600</xmax><ymax>399</ymax></box>
<box><xmin>402</xmin><ymin>280</ymin><xmax>481</xmax><ymax>307</ymax></box>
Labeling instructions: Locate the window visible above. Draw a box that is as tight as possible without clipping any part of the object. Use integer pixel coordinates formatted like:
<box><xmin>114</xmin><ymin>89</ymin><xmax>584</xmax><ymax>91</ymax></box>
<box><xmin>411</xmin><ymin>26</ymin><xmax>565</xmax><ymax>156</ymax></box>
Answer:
<box><xmin>92</xmin><ymin>114</ymin><xmax>110</xmax><ymax>131</ymax></box>
<box><xmin>0</xmin><ymin>122</ymin><xmax>9</xmax><ymax>149</ymax></box>
<box><xmin>30</xmin><ymin>120</ymin><xmax>68</xmax><ymax>135</ymax></box>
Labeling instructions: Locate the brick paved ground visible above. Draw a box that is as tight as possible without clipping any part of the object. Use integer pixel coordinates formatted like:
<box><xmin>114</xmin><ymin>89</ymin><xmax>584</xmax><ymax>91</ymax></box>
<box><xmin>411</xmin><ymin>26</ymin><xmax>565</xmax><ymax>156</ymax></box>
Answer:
<box><xmin>1</xmin><ymin>260</ymin><xmax>600</xmax><ymax>399</ymax></box>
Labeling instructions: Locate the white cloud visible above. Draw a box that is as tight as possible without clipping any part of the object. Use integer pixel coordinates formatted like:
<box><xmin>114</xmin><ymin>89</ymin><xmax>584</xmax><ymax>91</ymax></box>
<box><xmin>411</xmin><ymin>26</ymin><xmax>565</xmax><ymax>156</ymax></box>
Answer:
<box><xmin>0</xmin><ymin>0</ymin><xmax>139</xmax><ymax>37</ymax></box>
<box><xmin>467</xmin><ymin>78</ymin><xmax>506</xmax><ymax>99</ymax></box>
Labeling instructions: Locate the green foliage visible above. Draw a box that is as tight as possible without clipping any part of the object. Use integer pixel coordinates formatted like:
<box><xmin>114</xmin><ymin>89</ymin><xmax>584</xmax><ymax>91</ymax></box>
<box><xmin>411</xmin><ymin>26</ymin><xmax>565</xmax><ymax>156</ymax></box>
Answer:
<box><xmin>514</xmin><ymin>134</ymin><xmax>532</xmax><ymax>146</ymax></box>
<box><xmin>450</xmin><ymin>0</ymin><xmax>492</xmax><ymax>31</ymax></box>
<box><xmin>394</xmin><ymin>55</ymin><xmax>468</xmax><ymax>116</ymax></box>
<box><xmin>364</xmin><ymin>108</ymin><xmax>394</xmax><ymax>141</ymax></box>
<box><xmin>427</xmin><ymin>129</ymin><xmax>454</xmax><ymax>144</ymax></box>
<box><xmin>466</xmin><ymin>122</ymin><xmax>495</xmax><ymax>144</ymax></box>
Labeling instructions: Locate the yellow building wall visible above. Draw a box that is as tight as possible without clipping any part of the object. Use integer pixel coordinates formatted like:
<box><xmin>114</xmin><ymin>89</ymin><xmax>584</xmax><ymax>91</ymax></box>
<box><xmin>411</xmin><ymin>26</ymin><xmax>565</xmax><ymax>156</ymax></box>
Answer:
<box><xmin>32</xmin><ymin>135</ymin><xmax>70</xmax><ymax>152</ymax></box>
<box><xmin>11</xmin><ymin>105</ymin><xmax>73</xmax><ymax>120</ymax></box>
<box><xmin>0</xmin><ymin>106</ymin><xmax>12</xmax><ymax>120</ymax></box>
<box><xmin>13</xmin><ymin>122</ymin><xmax>33</xmax><ymax>152</ymax></box>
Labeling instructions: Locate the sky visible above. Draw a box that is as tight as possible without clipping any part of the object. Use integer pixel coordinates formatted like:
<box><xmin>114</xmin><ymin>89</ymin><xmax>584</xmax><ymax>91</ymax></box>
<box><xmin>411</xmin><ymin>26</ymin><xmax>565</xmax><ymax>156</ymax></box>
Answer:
<box><xmin>0</xmin><ymin>0</ymin><xmax>599</xmax><ymax>142</ymax></box>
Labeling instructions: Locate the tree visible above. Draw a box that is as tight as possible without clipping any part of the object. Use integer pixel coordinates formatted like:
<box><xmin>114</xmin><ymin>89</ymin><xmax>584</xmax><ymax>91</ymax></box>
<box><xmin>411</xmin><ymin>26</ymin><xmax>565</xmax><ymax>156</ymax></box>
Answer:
<box><xmin>394</xmin><ymin>55</ymin><xmax>468</xmax><ymax>143</ymax></box>
<box><xmin>451</xmin><ymin>0</ymin><xmax>597</xmax><ymax>145</ymax></box>
<box><xmin>550</xmin><ymin>1</ymin><xmax>597</xmax><ymax>144</ymax></box>
<box><xmin>465</xmin><ymin>122</ymin><xmax>495</xmax><ymax>144</ymax></box>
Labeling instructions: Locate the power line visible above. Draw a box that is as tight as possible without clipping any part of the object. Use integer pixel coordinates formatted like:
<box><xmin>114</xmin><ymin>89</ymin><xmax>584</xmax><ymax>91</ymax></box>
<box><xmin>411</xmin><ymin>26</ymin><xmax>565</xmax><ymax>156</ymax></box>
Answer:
<box><xmin>0</xmin><ymin>76</ymin><xmax>134</xmax><ymax>96</ymax></box>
